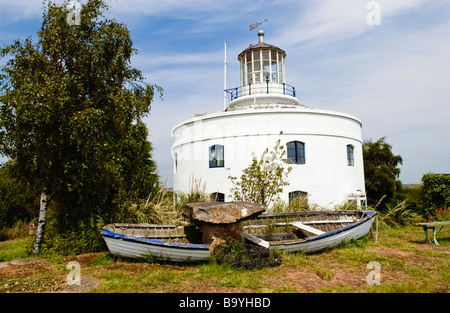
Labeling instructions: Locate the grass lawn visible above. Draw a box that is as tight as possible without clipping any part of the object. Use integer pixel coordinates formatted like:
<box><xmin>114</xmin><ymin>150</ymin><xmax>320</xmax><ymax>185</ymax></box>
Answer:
<box><xmin>0</xmin><ymin>225</ymin><xmax>449</xmax><ymax>293</ymax></box>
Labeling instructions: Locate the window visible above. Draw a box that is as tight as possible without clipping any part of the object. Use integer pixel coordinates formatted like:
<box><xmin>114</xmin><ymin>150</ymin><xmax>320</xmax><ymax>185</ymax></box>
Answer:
<box><xmin>289</xmin><ymin>191</ymin><xmax>308</xmax><ymax>204</ymax></box>
<box><xmin>271</xmin><ymin>50</ymin><xmax>278</xmax><ymax>83</ymax></box>
<box><xmin>347</xmin><ymin>145</ymin><xmax>354</xmax><ymax>166</ymax></box>
<box><xmin>174</xmin><ymin>152</ymin><xmax>178</xmax><ymax>173</ymax></box>
<box><xmin>262</xmin><ymin>49</ymin><xmax>270</xmax><ymax>83</ymax></box>
<box><xmin>210</xmin><ymin>192</ymin><xmax>225</xmax><ymax>202</ymax></box>
<box><xmin>287</xmin><ymin>141</ymin><xmax>305</xmax><ymax>164</ymax></box>
<box><xmin>246</xmin><ymin>52</ymin><xmax>252</xmax><ymax>85</ymax></box>
<box><xmin>347</xmin><ymin>192</ymin><xmax>366</xmax><ymax>208</ymax></box>
<box><xmin>253</xmin><ymin>50</ymin><xmax>261</xmax><ymax>83</ymax></box>
<box><xmin>209</xmin><ymin>145</ymin><xmax>224</xmax><ymax>168</ymax></box>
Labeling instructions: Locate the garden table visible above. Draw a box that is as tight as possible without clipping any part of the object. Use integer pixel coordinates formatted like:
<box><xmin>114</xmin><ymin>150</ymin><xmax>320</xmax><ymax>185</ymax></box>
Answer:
<box><xmin>417</xmin><ymin>221</ymin><xmax>450</xmax><ymax>245</ymax></box>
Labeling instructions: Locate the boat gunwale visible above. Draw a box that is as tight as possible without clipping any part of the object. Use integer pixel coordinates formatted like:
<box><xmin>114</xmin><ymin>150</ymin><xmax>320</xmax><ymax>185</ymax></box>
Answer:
<box><xmin>101</xmin><ymin>228</ymin><xmax>210</xmax><ymax>251</ymax></box>
<box><xmin>265</xmin><ymin>210</ymin><xmax>377</xmax><ymax>247</ymax></box>
<box><xmin>101</xmin><ymin>210</ymin><xmax>377</xmax><ymax>250</ymax></box>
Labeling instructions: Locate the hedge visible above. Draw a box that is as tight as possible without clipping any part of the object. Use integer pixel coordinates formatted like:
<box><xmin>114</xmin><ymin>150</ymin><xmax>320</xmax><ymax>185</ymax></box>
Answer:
<box><xmin>422</xmin><ymin>173</ymin><xmax>450</xmax><ymax>218</ymax></box>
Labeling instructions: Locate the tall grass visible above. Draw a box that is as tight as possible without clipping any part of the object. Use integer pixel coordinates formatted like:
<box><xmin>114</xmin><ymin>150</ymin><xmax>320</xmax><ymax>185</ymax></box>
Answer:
<box><xmin>0</xmin><ymin>220</ymin><xmax>31</xmax><ymax>241</ymax></box>
<box><xmin>377</xmin><ymin>200</ymin><xmax>421</xmax><ymax>229</ymax></box>
<box><xmin>124</xmin><ymin>180</ymin><xmax>176</xmax><ymax>224</ymax></box>
<box><xmin>123</xmin><ymin>176</ymin><xmax>212</xmax><ymax>226</ymax></box>
<box><xmin>269</xmin><ymin>196</ymin><xmax>309</xmax><ymax>213</ymax></box>
<box><xmin>433</xmin><ymin>206</ymin><xmax>450</xmax><ymax>221</ymax></box>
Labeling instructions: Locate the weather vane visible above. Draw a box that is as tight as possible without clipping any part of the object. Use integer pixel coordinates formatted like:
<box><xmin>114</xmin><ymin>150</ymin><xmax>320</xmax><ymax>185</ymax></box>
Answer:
<box><xmin>249</xmin><ymin>19</ymin><xmax>268</xmax><ymax>31</ymax></box>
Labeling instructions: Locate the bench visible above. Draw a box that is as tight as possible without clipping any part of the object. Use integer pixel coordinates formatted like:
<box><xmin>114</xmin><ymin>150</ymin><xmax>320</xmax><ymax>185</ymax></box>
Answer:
<box><xmin>416</xmin><ymin>221</ymin><xmax>450</xmax><ymax>245</ymax></box>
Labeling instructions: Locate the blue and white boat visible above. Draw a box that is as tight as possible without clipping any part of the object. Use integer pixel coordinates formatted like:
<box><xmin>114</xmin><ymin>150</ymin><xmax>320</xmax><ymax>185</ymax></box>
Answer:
<box><xmin>101</xmin><ymin>224</ymin><xmax>210</xmax><ymax>262</ymax></box>
<box><xmin>243</xmin><ymin>210</ymin><xmax>378</xmax><ymax>254</ymax></box>
<box><xmin>101</xmin><ymin>210</ymin><xmax>377</xmax><ymax>262</ymax></box>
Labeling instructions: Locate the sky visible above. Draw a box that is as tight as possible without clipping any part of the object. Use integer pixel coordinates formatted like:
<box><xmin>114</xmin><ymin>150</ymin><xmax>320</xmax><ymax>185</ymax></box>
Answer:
<box><xmin>0</xmin><ymin>0</ymin><xmax>449</xmax><ymax>187</ymax></box>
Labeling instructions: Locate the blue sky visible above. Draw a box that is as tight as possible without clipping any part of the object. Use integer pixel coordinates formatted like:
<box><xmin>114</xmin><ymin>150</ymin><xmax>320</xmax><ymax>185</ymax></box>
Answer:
<box><xmin>1</xmin><ymin>0</ymin><xmax>449</xmax><ymax>187</ymax></box>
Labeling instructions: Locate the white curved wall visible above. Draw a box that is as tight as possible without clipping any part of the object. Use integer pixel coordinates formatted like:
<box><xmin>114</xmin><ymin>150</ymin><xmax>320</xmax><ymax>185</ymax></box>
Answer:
<box><xmin>172</xmin><ymin>107</ymin><xmax>366</xmax><ymax>209</ymax></box>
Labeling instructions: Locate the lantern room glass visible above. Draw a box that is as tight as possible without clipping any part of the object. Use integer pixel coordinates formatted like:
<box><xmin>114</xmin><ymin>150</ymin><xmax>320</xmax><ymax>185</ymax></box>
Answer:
<box><xmin>239</xmin><ymin>48</ymin><xmax>285</xmax><ymax>86</ymax></box>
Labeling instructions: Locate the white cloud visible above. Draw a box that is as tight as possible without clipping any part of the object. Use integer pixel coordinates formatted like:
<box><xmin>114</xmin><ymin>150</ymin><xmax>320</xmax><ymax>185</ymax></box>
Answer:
<box><xmin>0</xmin><ymin>0</ymin><xmax>44</xmax><ymax>20</ymax></box>
<box><xmin>0</xmin><ymin>0</ymin><xmax>241</xmax><ymax>21</ymax></box>
<box><xmin>107</xmin><ymin>0</ymin><xmax>246</xmax><ymax>18</ymax></box>
<box><xmin>274</xmin><ymin>0</ymin><xmax>428</xmax><ymax>48</ymax></box>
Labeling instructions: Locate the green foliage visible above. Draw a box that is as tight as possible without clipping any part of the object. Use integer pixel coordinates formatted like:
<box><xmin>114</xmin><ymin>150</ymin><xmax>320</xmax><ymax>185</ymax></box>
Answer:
<box><xmin>0</xmin><ymin>161</ymin><xmax>39</xmax><ymax>230</ymax></box>
<box><xmin>400</xmin><ymin>184</ymin><xmax>423</xmax><ymax>216</ymax></box>
<box><xmin>337</xmin><ymin>236</ymin><xmax>369</xmax><ymax>249</ymax></box>
<box><xmin>41</xmin><ymin>214</ymin><xmax>106</xmax><ymax>256</ymax></box>
<box><xmin>331</xmin><ymin>200</ymin><xmax>360</xmax><ymax>211</ymax></box>
<box><xmin>116</xmin><ymin>178</ymin><xmax>213</xmax><ymax>226</ymax></box>
<box><xmin>433</xmin><ymin>207</ymin><xmax>450</xmax><ymax>221</ymax></box>
<box><xmin>0</xmin><ymin>237</ymin><xmax>34</xmax><ymax>261</ymax></box>
<box><xmin>269</xmin><ymin>196</ymin><xmax>309</xmax><ymax>213</ymax></box>
<box><xmin>0</xmin><ymin>1</ymin><xmax>161</xmax><ymax>253</ymax></box>
<box><xmin>363</xmin><ymin>137</ymin><xmax>403</xmax><ymax>208</ymax></box>
<box><xmin>228</xmin><ymin>139</ymin><xmax>292</xmax><ymax>207</ymax></box>
<box><xmin>377</xmin><ymin>200</ymin><xmax>421</xmax><ymax>228</ymax></box>
<box><xmin>0</xmin><ymin>220</ymin><xmax>31</xmax><ymax>242</ymax></box>
<box><xmin>422</xmin><ymin>173</ymin><xmax>450</xmax><ymax>219</ymax></box>
<box><xmin>223</xmin><ymin>237</ymin><xmax>247</xmax><ymax>256</ymax></box>
<box><xmin>183</xmin><ymin>176</ymin><xmax>211</xmax><ymax>204</ymax></box>
<box><xmin>211</xmin><ymin>237</ymin><xmax>282</xmax><ymax>270</ymax></box>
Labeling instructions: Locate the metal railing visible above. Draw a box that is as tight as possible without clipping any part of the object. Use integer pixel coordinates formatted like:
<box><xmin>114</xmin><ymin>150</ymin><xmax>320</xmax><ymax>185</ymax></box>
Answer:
<box><xmin>225</xmin><ymin>82</ymin><xmax>296</xmax><ymax>101</ymax></box>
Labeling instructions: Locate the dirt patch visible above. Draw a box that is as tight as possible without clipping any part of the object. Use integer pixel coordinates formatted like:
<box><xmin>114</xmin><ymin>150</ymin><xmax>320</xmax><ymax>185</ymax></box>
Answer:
<box><xmin>331</xmin><ymin>268</ymin><xmax>366</xmax><ymax>287</ymax></box>
<box><xmin>282</xmin><ymin>268</ymin><xmax>328</xmax><ymax>292</ymax></box>
<box><xmin>276</xmin><ymin>266</ymin><xmax>367</xmax><ymax>292</ymax></box>
<box><xmin>63</xmin><ymin>252</ymin><xmax>106</xmax><ymax>267</ymax></box>
<box><xmin>54</xmin><ymin>276</ymin><xmax>100</xmax><ymax>293</ymax></box>
<box><xmin>0</xmin><ymin>258</ymin><xmax>51</xmax><ymax>280</ymax></box>
<box><xmin>0</xmin><ymin>254</ymin><xmax>104</xmax><ymax>293</ymax></box>
<box><xmin>369</xmin><ymin>247</ymin><xmax>417</xmax><ymax>260</ymax></box>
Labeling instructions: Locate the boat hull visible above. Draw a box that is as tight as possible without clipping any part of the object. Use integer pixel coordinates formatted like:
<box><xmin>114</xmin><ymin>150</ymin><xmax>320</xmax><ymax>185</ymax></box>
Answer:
<box><xmin>101</xmin><ymin>210</ymin><xmax>377</xmax><ymax>262</ymax></box>
<box><xmin>101</xmin><ymin>228</ymin><xmax>210</xmax><ymax>262</ymax></box>
<box><xmin>269</xmin><ymin>211</ymin><xmax>376</xmax><ymax>253</ymax></box>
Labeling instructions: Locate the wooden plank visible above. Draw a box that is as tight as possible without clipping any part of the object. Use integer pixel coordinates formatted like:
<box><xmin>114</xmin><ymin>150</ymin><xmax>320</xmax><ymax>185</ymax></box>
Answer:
<box><xmin>418</xmin><ymin>221</ymin><xmax>450</xmax><ymax>227</ymax></box>
<box><xmin>290</xmin><ymin>221</ymin><xmax>325</xmax><ymax>236</ymax></box>
<box><xmin>244</xmin><ymin>233</ymin><xmax>270</xmax><ymax>249</ymax></box>
<box><xmin>303</xmin><ymin>220</ymin><xmax>354</xmax><ymax>225</ymax></box>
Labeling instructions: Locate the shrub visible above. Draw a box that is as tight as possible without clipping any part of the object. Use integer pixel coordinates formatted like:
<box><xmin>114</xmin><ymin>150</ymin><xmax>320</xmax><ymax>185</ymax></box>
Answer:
<box><xmin>229</xmin><ymin>139</ymin><xmax>292</xmax><ymax>207</ymax></box>
<box><xmin>401</xmin><ymin>184</ymin><xmax>423</xmax><ymax>216</ymax></box>
<box><xmin>422</xmin><ymin>173</ymin><xmax>450</xmax><ymax>219</ymax></box>
<box><xmin>378</xmin><ymin>200</ymin><xmax>421</xmax><ymax>228</ymax></box>
<box><xmin>433</xmin><ymin>206</ymin><xmax>450</xmax><ymax>221</ymax></box>
<box><xmin>0</xmin><ymin>220</ymin><xmax>31</xmax><ymax>241</ymax></box>
<box><xmin>41</xmin><ymin>216</ymin><xmax>106</xmax><ymax>256</ymax></box>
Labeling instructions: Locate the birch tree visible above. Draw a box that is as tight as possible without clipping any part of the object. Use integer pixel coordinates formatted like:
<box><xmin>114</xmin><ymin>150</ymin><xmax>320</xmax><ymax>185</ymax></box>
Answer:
<box><xmin>0</xmin><ymin>0</ymin><xmax>160</xmax><ymax>254</ymax></box>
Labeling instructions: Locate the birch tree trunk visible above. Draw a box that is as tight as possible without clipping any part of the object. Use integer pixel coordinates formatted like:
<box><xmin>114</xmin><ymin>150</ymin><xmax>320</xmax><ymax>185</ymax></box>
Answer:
<box><xmin>32</xmin><ymin>191</ymin><xmax>48</xmax><ymax>255</ymax></box>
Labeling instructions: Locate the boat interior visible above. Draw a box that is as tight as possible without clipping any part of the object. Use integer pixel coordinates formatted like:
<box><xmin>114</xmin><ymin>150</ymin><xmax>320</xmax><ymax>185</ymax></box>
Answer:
<box><xmin>104</xmin><ymin>210</ymin><xmax>365</xmax><ymax>245</ymax></box>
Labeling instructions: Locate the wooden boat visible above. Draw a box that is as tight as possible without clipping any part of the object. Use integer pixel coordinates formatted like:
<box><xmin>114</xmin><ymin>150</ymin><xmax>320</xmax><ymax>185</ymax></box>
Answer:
<box><xmin>101</xmin><ymin>224</ymin><xmax>210</xmax><ymax>262</ymax></box>
<box><xmin>242</xmin><ymin>210</ymin><xmax>377</xmax><ymax>253</ymax></box>
<box><xmin>101</xmin><ymin>210</ymin><xmax>377</xmax><ymax>262</ymax></box>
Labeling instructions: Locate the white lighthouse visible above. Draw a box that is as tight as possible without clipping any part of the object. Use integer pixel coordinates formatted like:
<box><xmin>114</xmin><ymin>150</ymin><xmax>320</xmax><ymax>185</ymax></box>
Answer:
<box><xmin>172</xmin><ymin>29</ymin><xmax>367</xmax><ymax>209</ymax></box>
